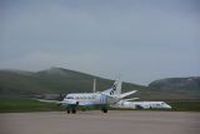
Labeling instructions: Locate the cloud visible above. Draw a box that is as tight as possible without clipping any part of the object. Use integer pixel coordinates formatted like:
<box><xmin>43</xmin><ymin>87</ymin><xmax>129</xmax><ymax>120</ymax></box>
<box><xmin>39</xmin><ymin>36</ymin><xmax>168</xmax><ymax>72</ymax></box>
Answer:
<box><xmin>0</xmin><ymin>0</ymin><xmax>199</xmax><ymax>85</ymax></box>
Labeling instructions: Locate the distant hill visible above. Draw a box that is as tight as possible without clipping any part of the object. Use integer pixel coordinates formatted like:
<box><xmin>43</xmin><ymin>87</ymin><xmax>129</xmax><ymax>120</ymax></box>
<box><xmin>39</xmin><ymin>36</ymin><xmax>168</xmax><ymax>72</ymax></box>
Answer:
<box><xmin>147</xmin><ymin>77</ymin><xmax>200</xmax><ymax>100</ymax></box>
<box><xmin>149</xmin><ymin>77</ymin><xmax>200</xmax><ymax>90</ymax></box>
<box><xmin>0</xmin><ymin>67</ymin><xmax>145</xmax><ymax>97</ymax></box>
<box><xmin>0</xmin><ymin>67</ymin><xmax>199</xmax><ymax>101</ymax></box>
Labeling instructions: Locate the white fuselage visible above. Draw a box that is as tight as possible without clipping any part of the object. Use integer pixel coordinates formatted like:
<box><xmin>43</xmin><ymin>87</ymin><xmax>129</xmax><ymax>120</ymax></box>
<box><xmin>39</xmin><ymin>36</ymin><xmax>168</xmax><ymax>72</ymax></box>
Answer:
<box><xmin>62</xmin><ymin>93</ymin><xmax>118</xmax><ymax>106</ymax></box>
<box><xmin>112</xmin><ymin>101</ymin><xmax>172</xmax><ymax>109</ymax></box>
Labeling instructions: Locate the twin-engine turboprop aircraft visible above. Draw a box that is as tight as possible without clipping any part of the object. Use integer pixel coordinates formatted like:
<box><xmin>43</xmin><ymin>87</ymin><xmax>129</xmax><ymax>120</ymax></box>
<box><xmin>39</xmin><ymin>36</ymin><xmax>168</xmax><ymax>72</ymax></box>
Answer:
<box><xmin>112</xmin><ymin>99</ymin><xmax>172</xmax><ymax>109</ymax></box>
<box><xmin>60</xmin><ymin>80</ymin><xmax>137</xmax><ymax>113</ymax></box>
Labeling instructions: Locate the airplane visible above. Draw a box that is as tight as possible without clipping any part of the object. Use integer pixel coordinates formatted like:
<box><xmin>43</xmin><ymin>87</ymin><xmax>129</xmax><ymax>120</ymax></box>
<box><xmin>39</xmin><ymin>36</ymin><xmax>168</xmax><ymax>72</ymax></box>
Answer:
<box><xmin>112</xmin><ymin>98</ymin><xmax>172</xmax><ymax>109</ymax></box>
<box><xmin>61</xmin><ymin>80</ymin><xmax>137</xmax><ymax>113</ymax></box>
<box><xmin>37</xmin><ymin>80</ymin><xmax>137</xmax><ymax>114</ymax></box>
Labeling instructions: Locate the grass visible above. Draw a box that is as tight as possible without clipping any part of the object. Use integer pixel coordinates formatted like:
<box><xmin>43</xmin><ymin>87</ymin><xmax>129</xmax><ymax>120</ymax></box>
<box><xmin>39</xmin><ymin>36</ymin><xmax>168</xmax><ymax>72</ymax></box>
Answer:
<box><xmin>0</xmin><ymin>98</ymin><xmax>200</xmax><ymax>113</ymax></box>
<box><xmin>169</xmin><ymin>101</ymin><xmax>200</xmax><ymax>112</ymax></box>
<box><xmin>0</xmin><ymin>98</ymin><xmax>63</xmax><ymax>113</ymax></box>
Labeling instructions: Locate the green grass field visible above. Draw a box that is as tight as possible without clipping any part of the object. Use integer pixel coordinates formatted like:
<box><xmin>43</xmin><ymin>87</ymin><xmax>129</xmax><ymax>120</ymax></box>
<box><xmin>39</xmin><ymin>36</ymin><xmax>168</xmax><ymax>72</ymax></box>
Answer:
<box><xmin>169</xmin><ymin>101</ymin><xmax>200</xmax><ymax>112</ymax></box>
<box><xmin>0</xmin><ymin>98</ymin><xmax>63</xmax><ymax>113</ymax></box>
<box><xmin>0</xmin><ymin>98</ymin><xmax>200</xmax><ymax>113</ymax></box>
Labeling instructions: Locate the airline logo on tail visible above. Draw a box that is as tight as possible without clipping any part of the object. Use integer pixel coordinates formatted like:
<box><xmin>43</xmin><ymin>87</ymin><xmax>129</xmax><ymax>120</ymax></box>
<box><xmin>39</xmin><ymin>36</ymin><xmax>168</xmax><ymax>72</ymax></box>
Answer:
<box><xmin>109</xmin><ymin>81</ymin><xmax>121</xmax><ymax>96</ymax></box>
<box><xmin>110</xmin><ymin>84</ymin><xmax>116</xmax><ymax>95</ymax></box>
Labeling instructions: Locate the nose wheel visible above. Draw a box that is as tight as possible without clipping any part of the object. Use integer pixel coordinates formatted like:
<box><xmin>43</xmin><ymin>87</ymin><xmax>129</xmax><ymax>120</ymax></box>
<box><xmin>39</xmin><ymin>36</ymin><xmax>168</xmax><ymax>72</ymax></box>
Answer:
<box><xmin>101</xmin><ymin>108</ymin><xmax>108</xmax><ymax>113</ymax></box>
<box><xmin>72</xmin><ymin>109</ymin><xmax>76</xmax><ymax>114</ymax></box>
<box><xmin>67</xmin><ymin>110</ymin><xmax>70</xmax><ymax>114</ymax></box>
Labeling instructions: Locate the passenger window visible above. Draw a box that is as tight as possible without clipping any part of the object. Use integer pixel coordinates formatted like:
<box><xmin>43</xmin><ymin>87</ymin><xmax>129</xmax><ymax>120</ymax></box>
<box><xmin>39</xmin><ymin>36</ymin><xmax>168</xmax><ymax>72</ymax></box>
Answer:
<box><xmin>67</xmin><ymin>96</ymin><xmax>74</xmax><ymax>99</ymax></box>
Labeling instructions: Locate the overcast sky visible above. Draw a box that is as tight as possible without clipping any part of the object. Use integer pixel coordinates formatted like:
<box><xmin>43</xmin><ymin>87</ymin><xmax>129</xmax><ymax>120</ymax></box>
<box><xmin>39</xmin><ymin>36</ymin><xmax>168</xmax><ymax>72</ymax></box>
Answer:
<box><xmin>0</xmin><ymin>0</ymin><xmax>199</xmax><ymax>85</ymax></box>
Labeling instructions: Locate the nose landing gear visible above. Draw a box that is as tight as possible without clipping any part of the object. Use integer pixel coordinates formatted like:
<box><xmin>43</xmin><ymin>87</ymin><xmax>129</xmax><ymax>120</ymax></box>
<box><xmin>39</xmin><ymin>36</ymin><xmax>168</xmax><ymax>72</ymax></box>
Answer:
<box><xmin>101</xmin><ymin>108</ymin><xmax>108</xmax><ymax>113</ymax></box>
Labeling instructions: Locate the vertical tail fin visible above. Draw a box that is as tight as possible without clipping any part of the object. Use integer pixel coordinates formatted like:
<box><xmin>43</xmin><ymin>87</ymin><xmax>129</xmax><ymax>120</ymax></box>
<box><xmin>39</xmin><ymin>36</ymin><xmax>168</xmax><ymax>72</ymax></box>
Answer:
<box><xmin>102</xmin><ymin>80</ymin><xmax>122</xmax><ymax>96</ymax></box>
<box><xmin>110</xmin><ymin>81</ymin><xmax>121</xmax><ymax>95</ymax></box>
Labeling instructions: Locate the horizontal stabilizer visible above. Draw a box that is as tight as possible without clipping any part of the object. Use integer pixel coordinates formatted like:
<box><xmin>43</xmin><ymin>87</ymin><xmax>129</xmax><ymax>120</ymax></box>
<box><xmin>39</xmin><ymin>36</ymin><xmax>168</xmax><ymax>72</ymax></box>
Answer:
<box><xmin>119</xmin><ymin>90</ymin><xmax>137</xmax><ymax>99</ymax></box>
<box><xmin>122</xmin><ymin>97</ymin><xmax>139</xmax><ymax>102</ymax></box>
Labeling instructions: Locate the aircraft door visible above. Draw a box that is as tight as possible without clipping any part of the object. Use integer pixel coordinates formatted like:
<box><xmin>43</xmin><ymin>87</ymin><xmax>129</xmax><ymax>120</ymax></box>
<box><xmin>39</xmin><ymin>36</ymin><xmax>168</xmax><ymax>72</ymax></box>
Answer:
<box><xmin>100</xmin><ymin>94</ymin><xmax>107</xmax><ymax>104</ymax></box>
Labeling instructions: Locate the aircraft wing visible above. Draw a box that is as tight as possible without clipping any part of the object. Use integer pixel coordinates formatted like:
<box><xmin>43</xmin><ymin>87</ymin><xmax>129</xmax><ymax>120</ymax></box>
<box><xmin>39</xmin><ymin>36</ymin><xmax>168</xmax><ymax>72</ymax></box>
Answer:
<box><xmin>118</xmin><ymin>90</ymin><xmax>137</xmax><ymax>99</ymax></box>
<box><xmin>36</xmin><ymin>99</ymin><xmax>62</xmax><ymax>104</ymax></box>
<box><xmin>101</xmin><ymin>90</ymin><xmax>137</xmax><ymax>99</ymax></box>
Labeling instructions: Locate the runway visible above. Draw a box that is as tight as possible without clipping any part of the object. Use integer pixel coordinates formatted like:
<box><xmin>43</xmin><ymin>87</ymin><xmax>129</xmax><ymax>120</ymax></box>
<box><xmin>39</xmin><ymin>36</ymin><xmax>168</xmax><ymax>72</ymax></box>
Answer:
<box><xmin>0</xmin><ymin>111</ymin><xmax>200</xmax><ymax>134</ymax></box>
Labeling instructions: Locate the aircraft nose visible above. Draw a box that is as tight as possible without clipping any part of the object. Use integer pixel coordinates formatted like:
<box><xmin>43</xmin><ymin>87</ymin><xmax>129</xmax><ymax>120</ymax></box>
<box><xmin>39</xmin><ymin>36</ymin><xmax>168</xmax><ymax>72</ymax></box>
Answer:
<box><xmin>166</xmin><ymin>104</ymin><xmax>172</xmax><ymax>109</ymax></box>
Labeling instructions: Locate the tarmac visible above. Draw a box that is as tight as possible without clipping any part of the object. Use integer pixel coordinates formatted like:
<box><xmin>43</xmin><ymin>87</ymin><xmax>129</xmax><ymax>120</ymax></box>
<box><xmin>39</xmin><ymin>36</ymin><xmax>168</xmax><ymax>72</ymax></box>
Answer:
<box><xmin>0</xmin><ymin>111</ymin><xmax>200</xmax><ymax>134</ymax></box>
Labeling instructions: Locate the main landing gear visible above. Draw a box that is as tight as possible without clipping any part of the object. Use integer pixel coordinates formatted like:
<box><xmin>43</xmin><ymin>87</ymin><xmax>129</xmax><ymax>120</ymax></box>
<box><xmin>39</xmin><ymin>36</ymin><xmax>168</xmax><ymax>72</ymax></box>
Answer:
<box><xmin>67</xmin><ymin>108</ymin><xmax>77</xmax><ymax>114</ymax></box>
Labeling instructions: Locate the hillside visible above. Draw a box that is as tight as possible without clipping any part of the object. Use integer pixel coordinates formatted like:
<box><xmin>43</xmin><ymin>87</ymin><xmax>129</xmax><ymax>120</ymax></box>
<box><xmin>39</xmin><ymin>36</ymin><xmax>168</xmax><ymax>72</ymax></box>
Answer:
<box><xmin>0</xmin><ymin>67</ymin><xmax>145</xmax><ymax>97</ymax></box>
<box><xmin>149</xmin><ymin>77</ymin><xmax>200</xmax><ymax>90</ymax></box>
<box><xmin>0</xmin><ymin>68</ymin><xmax>199</xmax><ymax>101</ymax></box>
<box><xmin>148</xmin><ymin>77</ymin><xmax>200</xmax><ymax>100</ymax></box>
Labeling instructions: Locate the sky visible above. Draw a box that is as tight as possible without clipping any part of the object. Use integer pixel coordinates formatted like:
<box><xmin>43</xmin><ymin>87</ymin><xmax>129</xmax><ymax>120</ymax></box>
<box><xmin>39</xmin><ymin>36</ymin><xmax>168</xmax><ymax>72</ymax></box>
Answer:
<box><xmin>0</xmin><ymin>0</ymin><xmax>200</xmax><ymax>85</ymax></box>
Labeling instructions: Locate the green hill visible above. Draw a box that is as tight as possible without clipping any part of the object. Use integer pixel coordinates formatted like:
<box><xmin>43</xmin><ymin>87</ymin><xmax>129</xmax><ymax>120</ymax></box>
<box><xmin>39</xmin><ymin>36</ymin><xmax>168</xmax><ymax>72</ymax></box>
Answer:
<box><xmin>149</xmin><ymin>77</ymin><xmax>200</xmax><ymax>91</ymax></box>
<box><xmin>147</xmin><ymin>77</ymin><xmax>200</xmax><ymax>100</ymax></box>
<box><xmin>0</xmin><ymin>67</ymin><xmax>145</xmax><ymax>97</ymax></box>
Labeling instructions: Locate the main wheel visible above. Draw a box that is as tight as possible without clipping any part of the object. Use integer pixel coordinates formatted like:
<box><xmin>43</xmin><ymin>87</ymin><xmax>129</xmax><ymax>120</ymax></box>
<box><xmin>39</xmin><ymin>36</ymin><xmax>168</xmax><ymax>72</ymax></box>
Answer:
<box><xmin>67</xmin><ymin>109</ymin><xmax>70</xmax><ymax>114</ymax></box>
<box><xmin>72</xmin><ymin>109</ymin><xmax>76</xmax><ymax>114</ymax></box>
